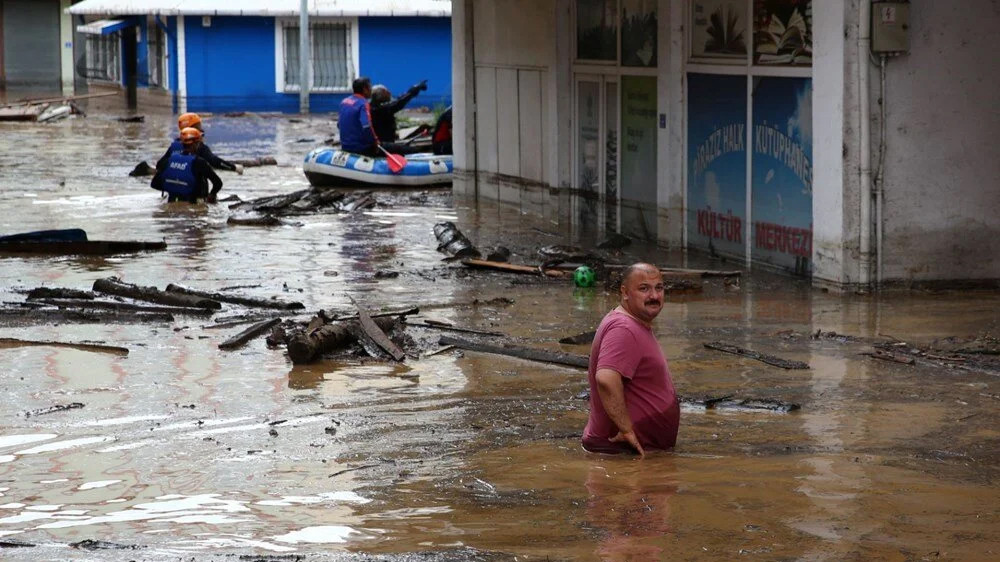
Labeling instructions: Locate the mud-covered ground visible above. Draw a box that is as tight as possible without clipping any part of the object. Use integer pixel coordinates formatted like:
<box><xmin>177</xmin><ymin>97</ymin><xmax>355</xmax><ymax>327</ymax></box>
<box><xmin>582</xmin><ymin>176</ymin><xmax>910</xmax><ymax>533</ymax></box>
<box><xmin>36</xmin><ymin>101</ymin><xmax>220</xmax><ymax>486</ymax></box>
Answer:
<box><xmin>0</xmin><ymin>99</ymin><xmax>997</xmax><ymax>561</ymax></box>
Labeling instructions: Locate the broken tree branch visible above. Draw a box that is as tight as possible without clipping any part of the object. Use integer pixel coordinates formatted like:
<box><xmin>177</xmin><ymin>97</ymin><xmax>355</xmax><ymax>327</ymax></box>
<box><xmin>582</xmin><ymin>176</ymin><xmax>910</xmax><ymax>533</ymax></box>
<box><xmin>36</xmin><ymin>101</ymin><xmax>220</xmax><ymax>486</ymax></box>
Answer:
<box><xmin>439</xmin><ymin>336</ymin><xmax>589</xmax><ymax>369</ymax></box>
<box><xmin>165</xmin><ymin>283</ymin><xmax>303</xmax><ymax>310</ymax></box>
<box><xmin>93</xmin><ymin>277</ymin><xmax>221</xmax><ymax>310</ymax></box>
<box><xmin>218</xmin><ymin>318</ymin><xmax>282</xmax><ymax>351</ymax></box>
<box><xmin>703</xmin><ymin>341</ymin><xmax>810</xmax><ymax>369</ymax></box>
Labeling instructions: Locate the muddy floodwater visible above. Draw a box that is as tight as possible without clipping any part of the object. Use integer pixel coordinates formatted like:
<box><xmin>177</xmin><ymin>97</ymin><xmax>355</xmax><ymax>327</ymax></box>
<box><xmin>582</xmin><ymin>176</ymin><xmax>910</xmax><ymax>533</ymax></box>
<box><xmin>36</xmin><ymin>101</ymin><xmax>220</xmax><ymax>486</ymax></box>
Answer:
<box><xmin>0</xmin><ymin>104</ymin><xmax>998</xmax><ymax>561</ymax></box>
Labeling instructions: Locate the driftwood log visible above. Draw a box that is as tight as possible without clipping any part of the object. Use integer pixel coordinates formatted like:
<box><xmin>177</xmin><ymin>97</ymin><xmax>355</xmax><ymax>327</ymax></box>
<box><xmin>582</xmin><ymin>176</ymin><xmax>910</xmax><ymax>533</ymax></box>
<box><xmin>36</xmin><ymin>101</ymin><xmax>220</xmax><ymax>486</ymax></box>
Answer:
<box><xmin>353</xmin><ymin>301</ymin><xmax>405</xmax><ymax>361</ymax></box>
<box><xmin>219</xmin><ymin>318</ymin><xmax>282</xmax><ymax>350</ymax></box>
<box><xmin>93</xmin><ymin>277</ymin><xmax>221</xmax><ymax>310</ymax></box>
<box><xmin>287</xmin><ymin>316</ymin><xmax>398</xmax><ymax>364</ymax></box>
<box><xmin>26</xmin><ymin>287</ymin><xmax>95</xmax><ymax>300</ymax></box>
<box><xmin>439</xmin><ymin>336</ymin><xmax>589</xmax><ymax>369</ymax></box>
<box><xmin>165</xmin><ymin>283</ymin><xmax>303</xmax><ymax>310</ymax></box>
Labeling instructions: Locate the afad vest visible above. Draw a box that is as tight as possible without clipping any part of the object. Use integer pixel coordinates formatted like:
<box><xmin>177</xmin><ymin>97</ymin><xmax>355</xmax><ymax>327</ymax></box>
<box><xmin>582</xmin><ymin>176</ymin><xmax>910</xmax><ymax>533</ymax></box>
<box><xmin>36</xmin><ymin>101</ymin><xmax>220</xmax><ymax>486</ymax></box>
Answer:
<box><xmin>167</xmin><ymin>140</ymin><xmax>184</xmax><ymax>156</ymax></box>
<box><xmin>158</xmin><ymin>152</ymin><xmax>197</xmax><ymax>198</ymax></box>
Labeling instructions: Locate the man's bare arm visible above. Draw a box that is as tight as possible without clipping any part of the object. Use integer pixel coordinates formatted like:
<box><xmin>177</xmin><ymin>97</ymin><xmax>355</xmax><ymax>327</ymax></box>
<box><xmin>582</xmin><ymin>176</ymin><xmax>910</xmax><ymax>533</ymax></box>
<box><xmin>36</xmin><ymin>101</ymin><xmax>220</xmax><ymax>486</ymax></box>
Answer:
<box><xmin>595</xmin><ymin>368</ymin><xmax>645</xmax><ymax>457</ymax></box>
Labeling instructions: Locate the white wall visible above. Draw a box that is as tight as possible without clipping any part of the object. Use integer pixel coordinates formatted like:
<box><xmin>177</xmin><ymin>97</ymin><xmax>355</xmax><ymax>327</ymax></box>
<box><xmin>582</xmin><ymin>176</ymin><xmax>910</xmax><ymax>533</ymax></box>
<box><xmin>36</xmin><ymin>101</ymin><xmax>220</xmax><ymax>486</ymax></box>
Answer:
<box><xmin>877</xmin><ymin>0</ymin><xmax>1000</xmax><ymax>282</ymax></box>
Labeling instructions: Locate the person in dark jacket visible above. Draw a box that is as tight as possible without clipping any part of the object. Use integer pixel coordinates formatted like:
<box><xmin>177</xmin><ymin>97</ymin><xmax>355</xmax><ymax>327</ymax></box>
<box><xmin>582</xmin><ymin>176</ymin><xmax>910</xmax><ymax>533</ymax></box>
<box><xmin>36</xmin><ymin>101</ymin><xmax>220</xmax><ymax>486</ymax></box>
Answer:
<box><xmin>158</xmin><ymin>112</ymin><xmax>244</xmax><ymax>175</ymax></box>
<box><xmin>370</xmin><ymin>80</ymin><xmax>428</xmax><ymax>153</ymax></box>
<box><xmin>431</xmin><ymin>106</ymin><xmax>453</xmax><ymax>155</ymax></box>
<box><xmin>338</xmin><ymin>77</ymin><xmax>380</xmax><ymax>156</ymax></box>
<box><xmin>151</xmin><ymin>127</ymin><xmax>223</xmax><ymax>203</ymax></box>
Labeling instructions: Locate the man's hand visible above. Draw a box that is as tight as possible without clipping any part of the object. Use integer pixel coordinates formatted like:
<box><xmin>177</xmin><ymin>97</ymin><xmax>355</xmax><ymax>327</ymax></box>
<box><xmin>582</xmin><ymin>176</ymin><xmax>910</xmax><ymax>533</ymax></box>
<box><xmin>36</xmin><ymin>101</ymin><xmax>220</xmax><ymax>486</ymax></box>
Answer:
<box><xmin>610</xmin><ymin>429</ymin><xmax>645</xmax><ymax>458</ymax></box>
<box><xmin>234</xmin><ymin>164</ymin><xmax>245</xmax><ymax>175</ymax></box>
<box><xmin>417</xmin><ymin>79</ymin><xmax>428</xmax><ymax>92</ymax></box>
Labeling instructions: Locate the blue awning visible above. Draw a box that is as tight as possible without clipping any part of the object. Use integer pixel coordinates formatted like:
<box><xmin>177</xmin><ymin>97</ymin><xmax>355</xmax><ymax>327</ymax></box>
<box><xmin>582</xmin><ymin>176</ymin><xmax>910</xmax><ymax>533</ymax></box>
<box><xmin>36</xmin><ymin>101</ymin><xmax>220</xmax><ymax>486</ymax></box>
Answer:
<box><xmin>76</xmin><ymin>18</ymin><xmax>134</xmax><ymax>35</ymax></box>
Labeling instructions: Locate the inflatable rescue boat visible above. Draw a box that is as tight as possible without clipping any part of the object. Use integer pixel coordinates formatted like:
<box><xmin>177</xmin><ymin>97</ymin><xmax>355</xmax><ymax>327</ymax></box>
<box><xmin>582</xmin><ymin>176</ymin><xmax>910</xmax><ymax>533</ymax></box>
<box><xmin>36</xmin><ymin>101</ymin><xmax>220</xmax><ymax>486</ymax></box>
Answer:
<box><xmin>303</xmin><ymin>147</ymin><xmax>453</xmax><ymax>187</ymax></box>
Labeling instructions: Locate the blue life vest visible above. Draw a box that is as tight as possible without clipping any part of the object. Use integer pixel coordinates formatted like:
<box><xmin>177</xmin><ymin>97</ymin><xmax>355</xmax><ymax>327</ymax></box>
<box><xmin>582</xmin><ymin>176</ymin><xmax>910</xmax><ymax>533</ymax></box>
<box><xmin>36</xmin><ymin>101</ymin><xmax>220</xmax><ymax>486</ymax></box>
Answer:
<box><xmin>159</xmin><ymin>152</ymin><xmax>198</xmax><ymax>198</ymax></box>
<box><xmin>167</xmin><ymin>140</ymin><xmax>183</xmax><ymax>156</ymax></box>
<box><xmin>337</xmin><ymin>94</ymin><xmax>377</xmax><ymax>153</ymax></box>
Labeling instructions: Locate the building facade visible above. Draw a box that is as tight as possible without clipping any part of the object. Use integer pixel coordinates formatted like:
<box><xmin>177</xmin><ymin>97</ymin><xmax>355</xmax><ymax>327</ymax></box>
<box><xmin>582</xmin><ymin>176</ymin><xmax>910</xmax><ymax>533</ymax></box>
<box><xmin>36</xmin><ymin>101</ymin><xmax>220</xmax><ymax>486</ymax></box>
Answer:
<box><xmin>0</xmin><ymin>0</ymin><xmax>78</xmax><ymax>94</ymax></box>
<box><xmin>68</xmin><ymin>0</ymin><xmax>452</xmax><ymax>113</ymax></box>
<box><xmin>451</xmin><ymin>0</ymin><xmax>1000</xmax><ymax>289</ymax></box>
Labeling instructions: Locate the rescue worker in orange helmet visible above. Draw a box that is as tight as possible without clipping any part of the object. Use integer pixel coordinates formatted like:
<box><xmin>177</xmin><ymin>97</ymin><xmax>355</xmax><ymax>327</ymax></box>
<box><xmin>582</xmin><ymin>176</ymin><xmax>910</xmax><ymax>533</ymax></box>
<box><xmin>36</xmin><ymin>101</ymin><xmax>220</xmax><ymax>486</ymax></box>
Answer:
<box><xmin>151</xmin><ymin>127</ymin><xmax>224</xmax><ymax>203</ymax></box>
<box><xmin>158</xmin><ymin>112</ymin><xmax>244</xmax><ymax>175</ymax></box>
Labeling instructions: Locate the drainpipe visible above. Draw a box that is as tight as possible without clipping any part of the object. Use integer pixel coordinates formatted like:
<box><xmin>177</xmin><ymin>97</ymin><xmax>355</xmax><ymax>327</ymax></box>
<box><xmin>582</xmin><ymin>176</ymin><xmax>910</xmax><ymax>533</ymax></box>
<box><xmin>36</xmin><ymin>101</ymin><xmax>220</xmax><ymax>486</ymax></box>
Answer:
<box><xmin>875</xmin><ymin>54</ymin><xmax>887</xmax><ymax>286</ymax></box>
<box><xmin>857</xmin><ymin>0</ymin><xmax>872</xmax><ymax>289</ymax></box>
<box><xmin>177</xmin><ymin>15</ymin><xmax>187</xmax><ymax>113</ymax></box>
<box><xmin>299</xmin><ymin>0</ymin><xmax>310</xmax><ymax>114</ymax></box>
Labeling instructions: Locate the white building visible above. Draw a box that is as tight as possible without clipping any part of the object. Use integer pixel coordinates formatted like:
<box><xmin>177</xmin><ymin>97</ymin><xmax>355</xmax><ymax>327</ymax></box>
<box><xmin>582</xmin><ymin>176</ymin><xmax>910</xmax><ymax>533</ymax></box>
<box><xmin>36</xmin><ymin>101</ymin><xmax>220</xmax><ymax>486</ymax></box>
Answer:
<box><xmin>451</xmin><ymin>0</ymin><xmax>1000</xmax><ymax>290</ymax></box>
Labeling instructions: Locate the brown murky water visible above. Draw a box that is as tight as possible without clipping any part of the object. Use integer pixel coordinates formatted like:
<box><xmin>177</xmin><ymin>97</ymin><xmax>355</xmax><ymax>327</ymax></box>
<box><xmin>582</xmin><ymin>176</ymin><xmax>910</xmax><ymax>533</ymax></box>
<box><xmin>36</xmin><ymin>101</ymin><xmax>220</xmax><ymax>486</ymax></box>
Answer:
<box><xmin>0</xmin><ymin>99</ymin><xmax>998</xmax><ymax>561</ymax></box>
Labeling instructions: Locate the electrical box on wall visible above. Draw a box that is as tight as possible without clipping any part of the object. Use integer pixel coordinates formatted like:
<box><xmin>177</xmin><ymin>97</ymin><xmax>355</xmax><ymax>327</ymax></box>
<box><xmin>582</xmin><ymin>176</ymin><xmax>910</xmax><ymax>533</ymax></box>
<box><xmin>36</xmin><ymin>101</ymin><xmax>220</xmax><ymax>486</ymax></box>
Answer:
<box><xmin>872</xmin><ymin>2</ymin><xmax>910</xmax><ymax>54</ymax></box>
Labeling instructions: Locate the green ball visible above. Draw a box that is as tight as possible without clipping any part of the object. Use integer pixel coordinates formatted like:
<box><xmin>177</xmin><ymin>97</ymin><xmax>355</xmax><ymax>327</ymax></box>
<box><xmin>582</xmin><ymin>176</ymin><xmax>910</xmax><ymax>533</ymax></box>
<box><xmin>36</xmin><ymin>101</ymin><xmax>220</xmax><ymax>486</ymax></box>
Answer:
<box><xmin>573</xmin><ymin>265</ymin><xmax>596</xmax><ymax>288</ymax></box>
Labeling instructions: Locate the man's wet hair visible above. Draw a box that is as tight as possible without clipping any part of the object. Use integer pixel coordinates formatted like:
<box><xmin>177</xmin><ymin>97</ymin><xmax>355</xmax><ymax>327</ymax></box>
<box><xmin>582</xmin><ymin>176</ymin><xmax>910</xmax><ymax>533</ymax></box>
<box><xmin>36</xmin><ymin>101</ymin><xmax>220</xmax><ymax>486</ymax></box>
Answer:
<box><xmin>371</xmin><ymin>85</ymin><xmax>390</xmax><ymax>104</ymax></box>
<box><xmin>352</xmin><ymin>77</ymin><xmax>372</xmax><ymax>94</ymax></box>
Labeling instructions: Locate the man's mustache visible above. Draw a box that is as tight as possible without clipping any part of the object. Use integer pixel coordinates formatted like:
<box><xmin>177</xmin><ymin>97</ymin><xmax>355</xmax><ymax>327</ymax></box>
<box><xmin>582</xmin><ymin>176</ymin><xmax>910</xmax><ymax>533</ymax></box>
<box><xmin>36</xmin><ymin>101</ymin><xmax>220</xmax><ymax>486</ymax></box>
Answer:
<box><xmin>645</xmin><ymin>299</ymin><xmax>661</xmax><ymax>306</ymax></box>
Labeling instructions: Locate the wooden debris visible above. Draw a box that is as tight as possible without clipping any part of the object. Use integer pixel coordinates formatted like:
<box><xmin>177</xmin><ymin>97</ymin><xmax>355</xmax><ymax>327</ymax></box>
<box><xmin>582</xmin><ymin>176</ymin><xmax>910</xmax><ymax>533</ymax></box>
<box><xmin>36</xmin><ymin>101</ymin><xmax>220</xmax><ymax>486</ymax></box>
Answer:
<box><xmin>165</xmin><ymin>283</ymin><xmax>303</xmax><ymax>310</ymax></box>
<box><xmin>0</xmin><ymin>240</ymin><xmax>166</xmax><ymax>256</ymax></box>
<box><xmin>25</xmin><ymin>402</ymin><xmax>85</xmax><ymax>417</ymax></box>
<box><xmin>226</xmin><ymin>214</ymin><xmax>284</xmax><ymax>227</ymax></box>
<box><xmin>26</xmin><ymin>287</ymin><xmax>95</xmax><ymax>300</ymax></box>
<box><xmin>233</xmin><ymin>156</ymin><xmax>278</xmax><ymax>167</ymax></box>
<box><xmin>682</xmin><ymin>396</ymin><xmax>800</xmax><ymax>413</ymax></box>
<box><xmin>404</xmin><ymin>320</ymin><xmax>505</xmax><ymax>337</ymax></box>
<box><xmin>460</xmin><ymin>259</ymin><xmax>568</xmax><ymax>278</ymax></box>
<box><xmin>0</xmin><ymin>308</ymin><xmax>174</xmax><ymax>325</ymax></box>
<box><xmin>287</xmin><ymin>316</ymin><xmax>398</xmax><ymax>364</ymax></box>
<box><xmin>0</xmin><ymin>90</ymin><xmax>117</xmax><ymax>109</ymax></box>
<box><xmin>353</xmin><ymin>300</ymin><xmax>405</xmax><ymax>361</ymax></box>
<box><xmin>863</xmin><ymin>349</ymin><xmax>916</xmax><ymax>365</ymax></box>
<box><xmin>94</xmin><ymin>277</ymin><xmax>221</xmax><ymax>310</ymax></box>
<box><xmin>330</xmin><ymin>306</ymin><xmax>419</xmax><ymax>321</ymax></box>
<box><xmin>423</xmin><ymin>344</ymin><xmax>456</xmax><ymax>358</ymax></box>
<box><xmin>439</xmin><ymin>336</ymin><xmax>589</xmax><ymax>369</ymax></box>
<box><xmin>603</xmin><ymin>263</ymin><xmax>741</xmax><ymax>278</ymax></box>
<box><xmin>703</xmin><ymin>341</ymin><xmax>810</xmax><ymax>369</ymax></box>
<box><xmin>559</xmin><ymin>330</ymin><xmax>596</xmax><ymax>345</ymax></box>
<box><xmin>218</xmin><ymin>318</ymin><xmax>282</xmax><ymax>350</ymax></box>
<box><xmin>434</xmin><ymin>221</ymin><xmax>480</xmax><ymax>258</ymax></box>
<box><xmin>1</xmin><ymin>338</ymin><xmax>128</xmax><ymax>356</ymax></box>
<box><xmin>33</xmin><ymin>298</ymin><xmax>215</xmax><ymax>316</ymax></box>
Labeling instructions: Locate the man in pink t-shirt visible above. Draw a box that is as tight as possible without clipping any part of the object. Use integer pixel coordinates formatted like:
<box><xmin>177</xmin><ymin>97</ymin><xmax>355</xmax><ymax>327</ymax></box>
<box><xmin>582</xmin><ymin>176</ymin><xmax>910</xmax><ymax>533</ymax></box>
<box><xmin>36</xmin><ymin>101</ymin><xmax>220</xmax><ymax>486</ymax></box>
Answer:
<box><xmin>582</xmin><ymin>263</ymin><xmax>680</xmax><ymax>456</ymax></box>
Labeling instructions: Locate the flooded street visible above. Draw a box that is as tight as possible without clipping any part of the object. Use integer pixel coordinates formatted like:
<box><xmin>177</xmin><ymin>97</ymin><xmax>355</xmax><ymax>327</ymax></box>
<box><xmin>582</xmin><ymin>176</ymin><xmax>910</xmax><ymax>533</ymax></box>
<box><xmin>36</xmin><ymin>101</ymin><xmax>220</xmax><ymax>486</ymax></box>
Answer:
<box><xmin>0</xmin><ymin>103</ymin><xmax>998</xmax><ymax>561</ymax></box>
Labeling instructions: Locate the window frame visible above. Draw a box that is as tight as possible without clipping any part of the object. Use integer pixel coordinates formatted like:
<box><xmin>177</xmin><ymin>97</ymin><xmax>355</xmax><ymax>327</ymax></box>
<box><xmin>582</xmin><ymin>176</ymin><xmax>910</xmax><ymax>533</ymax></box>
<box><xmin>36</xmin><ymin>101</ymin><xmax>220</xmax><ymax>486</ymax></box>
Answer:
<box><xmin>273</xmin><ymin>16</ymin><xmax>359</xmax><ymax>94</ymax></box>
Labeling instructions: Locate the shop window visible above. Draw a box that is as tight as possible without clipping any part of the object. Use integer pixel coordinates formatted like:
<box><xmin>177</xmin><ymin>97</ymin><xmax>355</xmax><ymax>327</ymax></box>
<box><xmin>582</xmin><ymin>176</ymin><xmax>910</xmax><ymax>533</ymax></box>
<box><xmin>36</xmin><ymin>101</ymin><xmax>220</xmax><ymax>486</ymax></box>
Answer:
<box><xmin>276</xmin><ymin>18</ymin><xmax>357</xmax><ymax>92</ymax></box>
<box><xmin>84</xmin><ymin>32</ymin><xmax>121</xmax><ymax>83</ymax></box>
<box><xmin>577</xmin><ymin>0</ymin><xmax>618</xmax><ymax>61</ymax></box>
<box><xmin>621</xmin><ymin>0</ymin><xmax>657</xmax><ymax>67</ymax></box>
<box><xmin>689</xmin><ymin>0</ymin><xmax>812</xmax><ymax>67</ymax></box>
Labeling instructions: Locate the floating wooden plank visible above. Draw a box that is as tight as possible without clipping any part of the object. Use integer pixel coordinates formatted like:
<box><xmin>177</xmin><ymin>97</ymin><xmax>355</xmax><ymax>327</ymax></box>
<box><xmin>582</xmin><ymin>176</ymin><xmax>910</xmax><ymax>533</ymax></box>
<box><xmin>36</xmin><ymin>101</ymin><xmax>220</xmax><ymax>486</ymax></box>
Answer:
<box><xmin>0</xmin><ymin>308</ymin><xmax>173</xmax><ymax>325</ymax></box>
<box><xmin>862</xmin><ymin>349</ymin><xmax>916</xmax><ymax>365</ymax></box>
<box><xmin>354</xmin><ymin>300</ymin><xmax>405</xmax><ymax>361</ymax></box>
<box><xmin>703</xmin><ymin>341</ymin><xmax>809</xmax><ymax>370</ymax></box>
<box><xmin>0</xmin><ymin>338</ymin><xmax>128</xmax><ymax>356</ymax></box>
<box><xmin>461</xmin><ymin>259</ymin><xmax>567</xmax><ymax>278</ymax></box>
<box><xmin>218</xmin><ymin>318</ymin><xmax>282</xmax><ymax>350</ymax></box>
<box><xmin>26</xmin><ymin>287</ymin><xmax>95</xmax><ymax>300</ymax></box>
<box><xmin>603</xmin><ymin>264</ymin><xmax>742</xmax><ymax>278</ymax></box>
<box><xmin>439</xmin><ymin>336</ymin><xmax>589</xmax><ymax>369</ymax></box>
<box><xmin>34</xmin><ymin>298</ymin><xmax>214</xmax><ymax>316</ymax></box>
<box><xmin>165</xmin><ymin>283</ymin><xmax>303</xmax><ymax>310</ymax></box>
<box><xmin>0</xmin><ymin>240</ymin><xmax>166</xmax><ymax>256</ymax></box>
<box><xmin>93</xmin><ymin>277</ymin><xmax>221</xmax><ymax>310</ymax></box>
<box><xmin>24</xmin><ymin>402</ymin><xmax>85</xmax><ymax>417</ymax></box>
<box><xmin>330</xmin><ymin>306</ymin><xmax>419</xmax><ymax>321</ymax></box>
<box><xmin>403</xmin><ymin>320</ymin><xmax>505</xmax><ymax>337</ymax></box>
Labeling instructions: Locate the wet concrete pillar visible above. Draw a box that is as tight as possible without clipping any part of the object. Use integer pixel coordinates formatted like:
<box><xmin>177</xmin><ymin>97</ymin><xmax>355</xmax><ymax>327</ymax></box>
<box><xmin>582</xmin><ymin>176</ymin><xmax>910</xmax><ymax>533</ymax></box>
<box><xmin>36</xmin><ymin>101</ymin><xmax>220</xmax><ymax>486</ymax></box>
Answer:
<box><xmin>122</xmin><ymin>25</ymin><xmax>137</xmax><ymax>111</ymax></box>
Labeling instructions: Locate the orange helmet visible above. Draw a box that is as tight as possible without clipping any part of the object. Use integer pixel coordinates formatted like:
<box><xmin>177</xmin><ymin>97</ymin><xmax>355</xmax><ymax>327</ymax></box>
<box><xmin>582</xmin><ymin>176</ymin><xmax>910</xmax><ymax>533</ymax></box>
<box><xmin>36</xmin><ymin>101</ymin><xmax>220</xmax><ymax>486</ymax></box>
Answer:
<box><xmin>177</xmin><ymin>112</ymin><xmax>202</xmax><ymax>130</ymax></box>
<box><xmin>180</xmin><ymin>127</ymin><xmax>203</xmax><ymax>144</ymax></box>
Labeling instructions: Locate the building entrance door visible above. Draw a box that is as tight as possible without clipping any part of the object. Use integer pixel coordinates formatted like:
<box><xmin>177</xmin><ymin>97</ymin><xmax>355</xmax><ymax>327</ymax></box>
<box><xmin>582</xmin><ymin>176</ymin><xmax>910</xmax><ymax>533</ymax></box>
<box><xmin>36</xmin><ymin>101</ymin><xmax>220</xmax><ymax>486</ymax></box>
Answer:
<box><xmin>574</xmin><ymin>74</ymin><xmax>619</xmax><ymax>237</ymax></box>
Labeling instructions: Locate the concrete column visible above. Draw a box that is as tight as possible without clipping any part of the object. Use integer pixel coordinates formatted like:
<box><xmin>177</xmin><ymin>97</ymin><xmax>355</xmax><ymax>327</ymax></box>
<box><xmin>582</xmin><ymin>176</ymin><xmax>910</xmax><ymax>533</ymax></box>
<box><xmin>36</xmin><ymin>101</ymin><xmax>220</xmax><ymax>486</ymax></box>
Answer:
<box><xmin>451</xmin><ymin>0</ymin><xmax>476</xmax><ymax>197</ymax></box>
<box><xmin>59</xmin><ymin>0</ymin><xmax>74</xmax><ymax>95</ymax></box>
<box><xmin>657</xmin><ymin>0</ymin><xmax>685</xmax><ymax>249</ymax></box>
<box><xmin>812</xmin><ymin>0</ymin><xmax>861</xmax><ymax>289</ymax></box>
